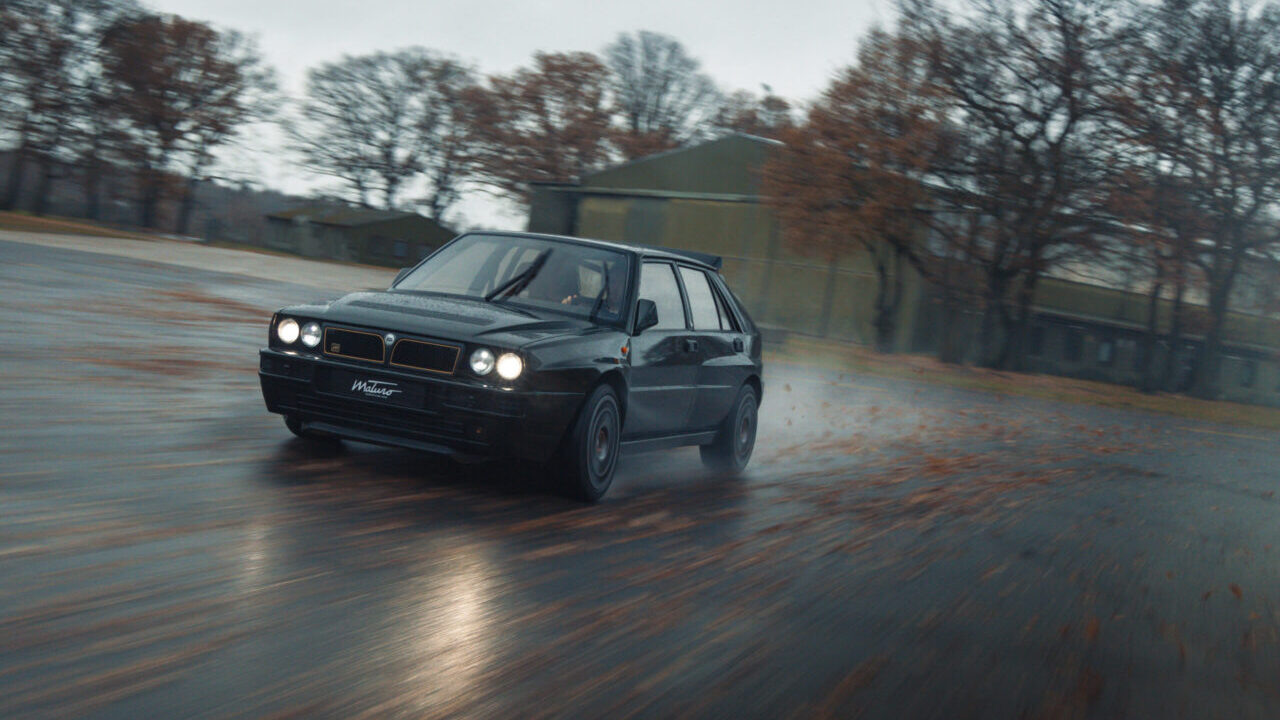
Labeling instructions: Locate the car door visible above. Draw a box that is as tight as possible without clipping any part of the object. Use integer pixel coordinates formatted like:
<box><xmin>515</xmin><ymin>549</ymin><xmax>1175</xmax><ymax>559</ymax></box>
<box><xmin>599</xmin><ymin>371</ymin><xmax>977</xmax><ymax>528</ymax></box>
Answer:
<box><xmin>677</xmin><ymin>265</ymin><xmax>751</xmax><ymax>431</ymax></box>
<box><xmin>624</xmin><ymin>261</ymin><xmax>700</xmax><ymax>438</ymax></box>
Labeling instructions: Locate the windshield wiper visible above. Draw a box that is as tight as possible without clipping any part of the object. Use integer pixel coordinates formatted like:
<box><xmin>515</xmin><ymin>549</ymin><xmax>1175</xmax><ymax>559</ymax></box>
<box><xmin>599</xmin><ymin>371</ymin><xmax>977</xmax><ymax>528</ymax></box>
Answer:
<box><xmin>485</xmin><ymin>250</ymin><xmax>550</xmax><ymax>302</ymax></box>
<box><xmin>589</xmin><ymin>262</ymin><xmax>611</xmax><ymax>322</ymax></box>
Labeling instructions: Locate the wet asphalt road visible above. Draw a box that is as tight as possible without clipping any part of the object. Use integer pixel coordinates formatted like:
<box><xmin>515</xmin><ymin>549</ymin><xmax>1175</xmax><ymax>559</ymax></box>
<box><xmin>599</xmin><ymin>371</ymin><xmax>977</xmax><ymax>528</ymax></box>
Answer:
<box><xmin>2</xmin><ymin>237</ymin><xmax>1280</xmax><ymax>719</ymax></box>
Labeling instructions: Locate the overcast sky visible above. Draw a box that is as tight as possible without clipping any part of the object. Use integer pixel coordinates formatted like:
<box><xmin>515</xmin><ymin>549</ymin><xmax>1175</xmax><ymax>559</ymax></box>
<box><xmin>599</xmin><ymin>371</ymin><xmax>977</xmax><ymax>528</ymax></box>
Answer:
<box><xmin>146</xmin><ymin>0</ymin><xmax>895</xmax><ymax>229</ymax></box>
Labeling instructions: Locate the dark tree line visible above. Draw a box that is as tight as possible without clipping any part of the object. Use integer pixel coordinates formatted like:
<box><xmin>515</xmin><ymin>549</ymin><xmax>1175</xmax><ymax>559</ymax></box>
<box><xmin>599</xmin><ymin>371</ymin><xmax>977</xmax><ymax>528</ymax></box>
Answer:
<box><xmin>6</xmin><ymin>0</ymin><xmax>1275</xmax><ymax>400</ymax></box>
<box><xmin>766</xmin><ymin>0</ymin><xmax>1280</xmax><ymax>400</ymax></box>
<box><xmin>0</xmin><ymin>8</ymin><xmax>791</xmax><ymax>230</ymax></box>
<box><xmin>0</xmin><ymin>0</ymin><xmax>274</xmax><ymax>233</ymax></box>
<box><xmin>286</xmin><ymin>30</ymin><xmax>792</xmax><ymax>220</ymax></box>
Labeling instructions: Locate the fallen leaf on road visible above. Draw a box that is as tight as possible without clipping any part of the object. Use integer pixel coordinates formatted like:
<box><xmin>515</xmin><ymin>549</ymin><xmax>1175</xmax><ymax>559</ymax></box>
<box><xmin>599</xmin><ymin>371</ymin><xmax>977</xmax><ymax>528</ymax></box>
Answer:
<box><xmin>1085</xmin><ymin>617</ymin><xmax>1100</xmax><ymax>643</ymax></box>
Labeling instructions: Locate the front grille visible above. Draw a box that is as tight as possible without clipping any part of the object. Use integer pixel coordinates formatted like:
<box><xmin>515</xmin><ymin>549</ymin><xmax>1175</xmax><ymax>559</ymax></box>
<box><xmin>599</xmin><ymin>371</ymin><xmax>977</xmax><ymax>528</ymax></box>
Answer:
<box><xmin>295</xmin><ymin>394</ymin><xmax>467</xmax><ymax>441</ymax></box>
<box><xmin>390</xmin><ymin>338</ymin><xmax>459</xmax><ymax>374</ymax></box>
<box><xmin>324</xmin><ymin>327</ymin><xmax>384</xmax><ymax>363</ymax></box>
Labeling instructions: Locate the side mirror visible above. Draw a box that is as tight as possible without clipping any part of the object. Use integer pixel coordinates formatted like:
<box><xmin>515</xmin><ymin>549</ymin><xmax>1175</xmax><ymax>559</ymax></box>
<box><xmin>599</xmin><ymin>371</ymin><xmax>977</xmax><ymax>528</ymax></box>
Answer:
<box><xmin>392</xmin><ymin>267</ymin><xmax>412</xmax><ymax>287</ymax></box>
<box><xmin>635</xmin><ymin>299</ymin><xmax>659</xmax><ymax>334</ymax></box>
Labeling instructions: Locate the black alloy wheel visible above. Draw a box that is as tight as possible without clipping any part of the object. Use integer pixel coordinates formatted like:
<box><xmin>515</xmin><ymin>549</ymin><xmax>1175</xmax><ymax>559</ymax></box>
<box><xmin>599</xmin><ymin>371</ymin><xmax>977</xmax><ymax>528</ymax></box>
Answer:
<box><xmin>700</xmin><ymin>384</ymin><xmax>758</xmax><ymax>474</ymax></box>
<box><xmin>557</xmin><ymin>384</ymin><xmax>621</xmax><ymax>502</ymax></box>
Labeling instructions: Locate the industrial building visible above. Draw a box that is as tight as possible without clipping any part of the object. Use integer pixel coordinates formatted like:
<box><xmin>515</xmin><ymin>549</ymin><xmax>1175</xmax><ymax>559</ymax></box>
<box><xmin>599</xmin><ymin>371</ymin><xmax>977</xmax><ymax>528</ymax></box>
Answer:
<box><xmin>262</xmin><ymin>206</ymin><xmax>454</xmax><ymax>268</ymax></box>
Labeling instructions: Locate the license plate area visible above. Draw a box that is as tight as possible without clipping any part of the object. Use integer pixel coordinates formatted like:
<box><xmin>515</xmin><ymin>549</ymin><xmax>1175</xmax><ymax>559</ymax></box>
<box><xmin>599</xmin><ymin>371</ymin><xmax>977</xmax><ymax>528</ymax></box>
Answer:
<box><xmin>318</xmin><ymin>368</ymin><xmax>426</xmax><ymax>409</ymax></box>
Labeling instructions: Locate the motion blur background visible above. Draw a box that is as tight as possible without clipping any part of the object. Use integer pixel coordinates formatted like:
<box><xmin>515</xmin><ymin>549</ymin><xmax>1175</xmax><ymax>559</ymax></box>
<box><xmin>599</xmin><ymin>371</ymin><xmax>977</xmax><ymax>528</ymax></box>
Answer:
<box><xmin>4</xmin><ymin>0</ymin><xmax>1280</xmax><ymax>404</ymax></box>
<box><xmin>6</xmin><ymin>1</ymin><xmax>1280</xmax><ymax>717</ymax></box>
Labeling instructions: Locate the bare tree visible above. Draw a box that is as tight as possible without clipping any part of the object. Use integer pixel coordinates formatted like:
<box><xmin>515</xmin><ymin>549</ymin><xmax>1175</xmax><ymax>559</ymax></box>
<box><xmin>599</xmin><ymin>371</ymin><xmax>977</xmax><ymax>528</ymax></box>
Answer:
<box><xmin>603</xmin><ymin>30</ymin><xmax>722</xmax><ymax>159</ymax></box>
<box><xmin>1101</xmin><ymin>163</ymin><xmax>1204</xmax><ymax>391</ymax></box>
<box><xmin>710</xmin><ymin>86</ymin><xmax>795</xmax><ymax>139</ymax></box>
<box><xmin>464</xmin><ymin>52</ymin><xmax>615</xmax><ymax>204</ymax></box>
<box><xmin>100</xmin><ymin>13</ymin><xmax>275</xmax><ymax>231</ymax></box>
<box><xmin>905</xmin><ymin>0</ymin><xmax>1125</xmax><ymax>369</ymax></box>
<box><xmin>1112</xmin><ymin>0</ymin><xmax>1280</xmax><ymax>398</ymax></box>
<box><xmin>292</xmin><ymin>49</ymin><xmax>475</xmax><ymax>218</ymax></box>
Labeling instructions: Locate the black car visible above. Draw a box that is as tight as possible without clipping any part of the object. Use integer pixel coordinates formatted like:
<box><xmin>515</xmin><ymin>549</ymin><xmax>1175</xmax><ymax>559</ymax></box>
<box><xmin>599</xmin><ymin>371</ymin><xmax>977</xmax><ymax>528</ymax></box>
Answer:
<box><xmin>259</xmin><ymin>231</ymin><xmax>763</xmax><ymax>500</ymax></box>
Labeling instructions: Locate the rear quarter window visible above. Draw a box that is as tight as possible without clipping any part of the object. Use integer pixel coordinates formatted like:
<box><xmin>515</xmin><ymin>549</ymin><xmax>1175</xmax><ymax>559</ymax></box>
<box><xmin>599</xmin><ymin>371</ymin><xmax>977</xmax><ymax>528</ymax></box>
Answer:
<box><xmin>678</xmin><ymin>267</ymin><xmax>722</xmax><ymax>331</ymax></box>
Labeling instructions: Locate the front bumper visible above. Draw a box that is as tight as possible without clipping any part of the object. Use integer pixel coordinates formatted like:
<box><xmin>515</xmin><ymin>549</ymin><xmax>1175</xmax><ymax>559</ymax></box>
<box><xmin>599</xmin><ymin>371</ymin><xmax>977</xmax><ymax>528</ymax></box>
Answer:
<box><xmin>259</xmin><ymin>348</ymin><xmax>582</xmax><ymax>462</ymax></box>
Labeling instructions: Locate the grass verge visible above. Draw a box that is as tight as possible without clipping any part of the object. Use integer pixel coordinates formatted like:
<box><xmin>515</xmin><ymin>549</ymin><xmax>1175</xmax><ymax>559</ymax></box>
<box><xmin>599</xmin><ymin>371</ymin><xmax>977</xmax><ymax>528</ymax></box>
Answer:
<box><xmin>769</xmin><ymin>335</ymin><xmax>1280</xmax><ymax>432</ymax></box>
<box><xmin>0</xmin><ymin>211</ymin><xmax>164</xmax><ymax>241</ymax></box>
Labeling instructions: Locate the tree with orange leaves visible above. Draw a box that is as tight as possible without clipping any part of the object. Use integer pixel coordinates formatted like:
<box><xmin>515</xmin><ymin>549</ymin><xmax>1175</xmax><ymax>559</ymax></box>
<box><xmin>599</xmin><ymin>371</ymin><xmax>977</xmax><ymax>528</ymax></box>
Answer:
<box><xmin>763</xmin><ymin>28</ymin><xmax>947</xmax><ymax>352</ymax></box>
<box><xmin>100</xmin><ymin>13</ymin><xmax>274</xmax><ymax>231</ymax></box>
<box><xmin>464</xmin><ymin>52</ymin><xmax>616</xmax><ymax>205</ymax></box>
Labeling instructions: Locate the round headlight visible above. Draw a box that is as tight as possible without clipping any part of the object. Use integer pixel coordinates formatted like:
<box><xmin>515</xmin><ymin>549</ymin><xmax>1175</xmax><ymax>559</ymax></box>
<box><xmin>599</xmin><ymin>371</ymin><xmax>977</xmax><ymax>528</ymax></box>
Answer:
<box><xmin>300</xmin><ymin>322</ymin><xmax>321</xmax><ymax>348</ymax></box>
<box><xmin>496</xmin><ymin>353</ymin><xmax>523</xmax><ymax>380</ymax></box>
<box><xmin>470</xmin><ymin>348</ymin><xmax>495</xmax><ymax>375</ymax></box>
<box><xmin>276</xmin><ymin>317</ymin><xmax>299</xmax><ymax>344</ymax></box>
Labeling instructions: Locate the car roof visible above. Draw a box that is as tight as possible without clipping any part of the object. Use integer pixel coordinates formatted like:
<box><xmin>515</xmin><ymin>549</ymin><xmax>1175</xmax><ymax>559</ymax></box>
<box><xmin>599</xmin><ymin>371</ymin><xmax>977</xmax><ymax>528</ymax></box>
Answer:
<box><xmin>463</xmin><ymin>230</ymin><xmax>722</xmax><ymax>271</ymax></box>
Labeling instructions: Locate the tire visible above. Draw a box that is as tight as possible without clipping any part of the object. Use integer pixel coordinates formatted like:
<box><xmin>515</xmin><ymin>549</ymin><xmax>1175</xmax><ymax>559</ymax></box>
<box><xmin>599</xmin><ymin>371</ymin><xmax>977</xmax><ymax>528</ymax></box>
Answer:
<box><xmin>284</xmin><ymin>415</ymin><xmax>340</xmax><ymax>445</ymax></box>
<box><xmin>552</xmin><ymin>384</ymin><xmax>622</xmax><ymax>502</ymax></box>
<box><xmin>700</xmin><ymin>384</ymin><xmax>758</xmax><ymax>474</ymax></box>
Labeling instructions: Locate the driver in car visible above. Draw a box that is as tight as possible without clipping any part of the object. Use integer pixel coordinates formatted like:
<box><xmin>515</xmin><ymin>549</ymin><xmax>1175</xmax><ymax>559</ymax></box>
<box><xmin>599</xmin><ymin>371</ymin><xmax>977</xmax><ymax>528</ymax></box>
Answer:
<box><xmin>556</xmin><ymin>263</ymin><xmax>589</xmax><ymax>306</ymax></box>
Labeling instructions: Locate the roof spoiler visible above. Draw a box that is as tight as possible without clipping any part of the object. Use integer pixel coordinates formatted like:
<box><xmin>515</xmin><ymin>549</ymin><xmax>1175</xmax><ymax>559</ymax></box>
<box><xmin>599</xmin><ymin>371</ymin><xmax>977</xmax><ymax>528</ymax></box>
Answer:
<box><xmin>647</xmin><ymin>245</ymin><xmax>723</xmax><ymax>270</ymax></box>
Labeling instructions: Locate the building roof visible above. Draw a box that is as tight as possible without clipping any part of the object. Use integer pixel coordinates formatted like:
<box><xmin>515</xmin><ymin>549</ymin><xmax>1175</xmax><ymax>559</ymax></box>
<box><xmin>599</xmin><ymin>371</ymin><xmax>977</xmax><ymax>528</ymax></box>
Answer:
<box><xmin>265</xmin><ymin>206</ymin><xmax>444</xmax><ymax>228</ymax></box>
<box><xmin>575</xmin><ymin>133</ymin><xmax>781</xmax><ymax>197</ymax></box>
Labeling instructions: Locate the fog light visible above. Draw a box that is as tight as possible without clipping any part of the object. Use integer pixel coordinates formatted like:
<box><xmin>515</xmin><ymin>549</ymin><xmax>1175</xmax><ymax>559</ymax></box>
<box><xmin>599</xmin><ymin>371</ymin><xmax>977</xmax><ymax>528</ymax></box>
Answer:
<box><xmin>470</xmin><ymin>348</ymin><xmax>495</xmax><ymax>375</ymax></box>
<box><xmin>276</xmin><ymin>317</ymin><xmax>299</xmax><ymax>344</ymax></box>
<box><xmin>300</xmin><ymin>322</ymin><xmax>321</xmax><ymax>348</ymax></box>
<box><xmin>496</xmin><ymin>353</ymin><xmax>523</xmax><ymax>380</ymax></box>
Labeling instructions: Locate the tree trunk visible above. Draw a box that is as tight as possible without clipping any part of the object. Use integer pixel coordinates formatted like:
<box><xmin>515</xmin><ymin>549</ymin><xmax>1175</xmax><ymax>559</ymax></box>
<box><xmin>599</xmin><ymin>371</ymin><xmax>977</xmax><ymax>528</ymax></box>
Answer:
<box><xmin>1139</xmin><ymin>278</ymin><xmax>1163</xmax><ymax>393</ymax></box>
<box><xmin>1161</xmin><ymin>272</ymin><xmax>1186</xmax><ymax>392</ymax></box>
<box><xmin>1006</xmin><ymin>272</ymin><xmax>1038</xmax><ymax>371</ymax></box>
<box><xmin>1193</xmin><ymin>298</ymin><xmax>1224</xmax><ymax>399</ymax></box>
<box><xmin>3</xmin><ymin>146</ymin><xmax>26</xmax><ymax>211</ymax></box>
<box><xmin>139</xmin><ymin>173</ymin><xmax>161</xmax><ymax>229</ymax></box>
<box><xmin>979</xmin><ymin>270</ymin><xmax>1010</xmax><ymax>369</ymax></box>
<box><xmin>935</xmin><ymin>237</ymin><xmax>968</xmax><ymax>364</ymax></box>
<box><xmin>383</xmin><ymin>176</ymin><xmax>399</xmax><ymax>210</ymax></box>
<box><xmin>871</xmin><ymin>255</ymin><xmax>897</xmax><ymax>353</ymax></box>
<box><xmin>1191</xmin><ymin>249</ymin><xmax>1243</xmax><ymax>400</ymax></box>
<box><xmin>32</xmin><ymin>159</ymin><xmax>55</xmax><ymax>217</ymax></box>
<box><xmin>1192</xmin><ymin>283</ymin><xmax>1229</xmax><ymax>400</ymax></box>
<box><xmin>175</xmin><ymin>175</ymin><xmax>199</xmax><ymax>235</ymax></box>
<box><xmin>84</xmin><ymin>160</ymin><xmax>102</xmax><ymax>220</ymax></box>
<box><xmin>936</xmin><ymin>291</ymin><xmax>966</xmax><ymax>364</ymax></box>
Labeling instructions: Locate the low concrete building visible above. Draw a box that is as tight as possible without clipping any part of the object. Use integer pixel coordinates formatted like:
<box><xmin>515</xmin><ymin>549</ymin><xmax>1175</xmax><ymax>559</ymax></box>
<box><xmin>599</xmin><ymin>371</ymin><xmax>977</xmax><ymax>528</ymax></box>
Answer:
<box><xmin>263</xmin><ymin>206</ymin><xmax>454</xmax><ymax>268</ymax></box>
<box><xmin>528</xmin><ymin>134</ymin><xmax>1280</xmax><ymax>406</ymax></box>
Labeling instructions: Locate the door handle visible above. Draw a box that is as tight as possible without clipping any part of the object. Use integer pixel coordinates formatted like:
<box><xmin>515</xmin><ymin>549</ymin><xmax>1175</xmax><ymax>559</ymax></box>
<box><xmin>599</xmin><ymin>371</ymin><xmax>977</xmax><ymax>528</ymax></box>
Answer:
<box><xmin>732</xmin><ymin>337</ymin><xmax>745</xmax><ymax>352</ymax></box>
<box><xmin>683</xmin><ymin>338</ymin><xmax>699</xmax><ymax>353</ymax></box>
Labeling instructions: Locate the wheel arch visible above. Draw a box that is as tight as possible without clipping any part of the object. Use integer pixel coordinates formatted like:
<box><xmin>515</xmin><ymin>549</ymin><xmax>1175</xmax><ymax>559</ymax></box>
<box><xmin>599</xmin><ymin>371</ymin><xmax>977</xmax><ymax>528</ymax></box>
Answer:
<box><xmin>595</xmin><ymin>368</ymin><xmax>629</xmax><ymax>424</ymax></box>
<box><xmin>556</xmin><ymin>368</ymin><xmax>629</xmax><ymax>445</ymax></box>
<box><xmin>744</xmin><ymin>374</ymin><xmax>762</xmax><ymax>406</ymax></box>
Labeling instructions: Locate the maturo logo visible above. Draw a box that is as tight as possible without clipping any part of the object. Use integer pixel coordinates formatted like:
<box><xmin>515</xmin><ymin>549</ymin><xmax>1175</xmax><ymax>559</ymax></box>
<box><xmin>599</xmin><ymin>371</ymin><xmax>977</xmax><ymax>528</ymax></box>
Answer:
<box><xmin>350</xmin><ymin>379</ymin><xmax>402</xmax><ymax>399</ymax></box>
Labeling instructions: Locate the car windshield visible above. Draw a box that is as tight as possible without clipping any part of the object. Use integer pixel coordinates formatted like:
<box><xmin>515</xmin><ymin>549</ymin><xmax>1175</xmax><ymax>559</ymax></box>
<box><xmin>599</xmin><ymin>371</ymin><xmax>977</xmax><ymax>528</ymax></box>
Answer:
<box><xmin>393</xmin><ymin>234</ymin><xmax>632</xmax><ymax>325</ymax></box>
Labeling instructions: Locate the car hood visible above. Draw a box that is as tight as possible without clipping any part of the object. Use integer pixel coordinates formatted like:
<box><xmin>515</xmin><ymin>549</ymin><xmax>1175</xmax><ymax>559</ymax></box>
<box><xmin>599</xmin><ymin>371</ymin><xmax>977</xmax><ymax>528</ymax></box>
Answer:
<box><xmin>284</xmin><ymin>290</ymin><xmax>599</xmax><ymax>348</ymax></box>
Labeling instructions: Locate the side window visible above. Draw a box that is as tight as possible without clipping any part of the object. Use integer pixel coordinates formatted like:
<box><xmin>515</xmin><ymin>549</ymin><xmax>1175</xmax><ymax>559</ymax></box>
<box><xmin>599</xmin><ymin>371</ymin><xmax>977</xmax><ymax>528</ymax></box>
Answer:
<box><xmin>678</xmin><ymin>267</ymin><xmax>721</xmax><ymax>330</ymax></box>
<box><xmin>713</xmin><ymin>288</ymin><xmax>735</xmax><ymax>331</ymax></box>
<box><xmin>639</xmin><ymin>263</ymin><xmax>686</xmax><ymax>330</ymax></box>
